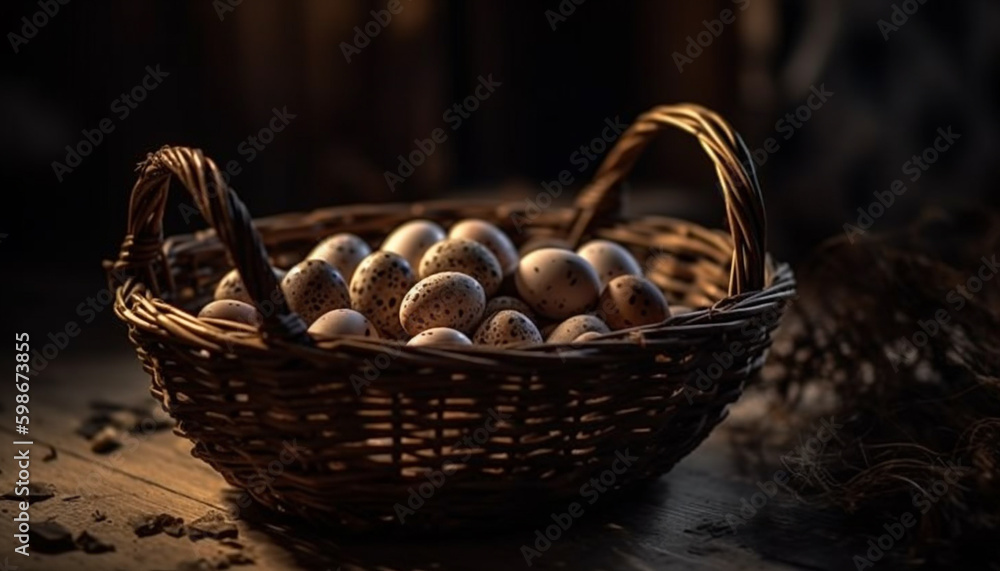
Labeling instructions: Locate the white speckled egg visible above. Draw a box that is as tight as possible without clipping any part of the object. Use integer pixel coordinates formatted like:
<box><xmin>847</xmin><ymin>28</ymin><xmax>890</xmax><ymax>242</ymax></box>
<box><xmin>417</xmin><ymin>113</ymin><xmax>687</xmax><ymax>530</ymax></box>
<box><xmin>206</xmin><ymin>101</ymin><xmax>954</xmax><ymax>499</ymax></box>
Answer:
<box><xmin>380</xmin><ymin>220</ymin><xmax>446</xmax><ymax>269</ymax></box>
<box><xmin>213</xmin><ymin>267</ymin><xmax>287</xmax><ymax>303</ymax></box>
<box><xmin>399</xmin><ymin>272</ymin><xmax>485</xmax><ymax>336</ymax></box>
<box><xmin>419</xmin><ymin>238</ymin><xmax>503</xmax><ymax>296</ymax></box>
<box><xmin>483</xmin><ymin>296</ymin><xmax>536</xmax><ymax>324</ymax></box>
<box><xmin>518</xmin><ymin>236</ymin><xmax>572</xmax><ymax>257</ymax></box>
<box><xmin>406</xmin><ymin>327</ymin><xmax>473</xmax><ymax>346</ymax></box>
<box><xmin>350</xmin><ymin>251</ymin><xmax>416</xmax><ymax>340</ymax></box>
<box><xmin>515</xmin><ymin>248</ymin><xmax>601</xmax><ymax>320</ymax></box>
<box><xmin>539</xmin><ymin>321</ymin><xmax>560</xmax><ymax>338</ymax></box>
<box><xmin>308</xmin><ymin>308</ymin><xmax>380</xmax><ymax>340</ymax></box>
<box><xmin>198</xmin><ymin>300</ymin><xmax>262</xmax><ymax>326</ymax></box>
<box><xmin>577</xmin><ymin>240</ymin><xmax>643</xmax><ymax>287</ymax></box>
<box><xmin>573</xmin><ymin>331</ymin><xmax>605</xmax><ymax>343</ymax></box>
<box><xmin>598</xmin><ymin>275</ymin><xmax>670</xmax><ymax>330</ymax></box>
<box><xmin>307</xmin><ymin>233</ymin><xmax>371</xmax><ymax>283</ymax></box>
<box><xmin>280</xmin><ymin>260</ymin><xmax>351</xmax><ymax>325</ymax></box>
<box><xmin>546</xmin><ymin>314</ymin><xmax>610</xmax><ymax>343</ymax></box>
<box><xmin>448</xmin><ymin>219</ymin><xmax>519</xmax><ymax>276</ymax></box>
<box><xmin>473</xmin><ymin>310</ymin><xmax>543</xmax><ymax>346</ymax></box>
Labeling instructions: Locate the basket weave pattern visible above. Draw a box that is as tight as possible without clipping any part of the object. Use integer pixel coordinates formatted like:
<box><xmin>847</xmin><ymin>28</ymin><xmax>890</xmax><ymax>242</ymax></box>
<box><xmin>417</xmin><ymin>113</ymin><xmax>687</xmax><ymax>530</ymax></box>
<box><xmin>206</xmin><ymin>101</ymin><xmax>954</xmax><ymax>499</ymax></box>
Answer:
<box><xmin>108</xmin><ymin>104</ymin><xmax>795</xmax><ymax>530</ymax></box>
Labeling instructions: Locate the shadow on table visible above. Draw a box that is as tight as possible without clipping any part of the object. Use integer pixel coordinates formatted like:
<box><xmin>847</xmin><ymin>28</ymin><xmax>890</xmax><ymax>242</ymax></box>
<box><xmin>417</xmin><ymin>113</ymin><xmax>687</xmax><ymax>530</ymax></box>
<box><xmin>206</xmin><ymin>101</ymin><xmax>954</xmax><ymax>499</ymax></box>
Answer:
<box><xmin>225</xmin><ymin>479</ymin><xmax>716</xmax><ymax>571</ymax></box>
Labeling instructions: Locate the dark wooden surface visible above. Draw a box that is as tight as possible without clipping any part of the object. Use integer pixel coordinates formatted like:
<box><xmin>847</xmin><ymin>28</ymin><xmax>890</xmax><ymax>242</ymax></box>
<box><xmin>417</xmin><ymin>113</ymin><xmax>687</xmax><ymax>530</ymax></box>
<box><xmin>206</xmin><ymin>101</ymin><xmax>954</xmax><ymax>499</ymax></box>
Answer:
<box><xmin>0</xmin><ymin>319</ymin><xmax>871</xmax><ymax>571</ymax></box>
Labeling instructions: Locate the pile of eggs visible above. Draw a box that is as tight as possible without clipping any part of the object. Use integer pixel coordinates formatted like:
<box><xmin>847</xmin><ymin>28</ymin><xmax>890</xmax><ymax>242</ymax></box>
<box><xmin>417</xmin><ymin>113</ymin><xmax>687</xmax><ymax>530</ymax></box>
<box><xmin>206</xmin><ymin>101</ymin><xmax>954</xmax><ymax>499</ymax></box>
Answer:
<box><xmin>199</xmin><ymin>219</ymin><xmax>674</xmax><ymax>347</ymax></box>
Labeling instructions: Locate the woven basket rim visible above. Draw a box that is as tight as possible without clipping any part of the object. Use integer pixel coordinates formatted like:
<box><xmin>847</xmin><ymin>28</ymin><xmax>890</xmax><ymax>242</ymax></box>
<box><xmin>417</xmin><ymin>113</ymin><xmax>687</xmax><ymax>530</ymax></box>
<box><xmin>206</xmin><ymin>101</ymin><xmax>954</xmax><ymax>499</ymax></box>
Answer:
<box><xmin>113</xmin><ymin>211</ymin><xmax>795</xmax><ymax>363</ymax></box>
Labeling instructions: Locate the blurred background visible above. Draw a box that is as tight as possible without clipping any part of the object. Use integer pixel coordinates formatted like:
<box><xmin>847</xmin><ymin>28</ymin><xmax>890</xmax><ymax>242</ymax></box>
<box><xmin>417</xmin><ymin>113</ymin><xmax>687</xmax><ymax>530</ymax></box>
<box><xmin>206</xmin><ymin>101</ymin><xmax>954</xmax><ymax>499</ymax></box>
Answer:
<box><xmin>2</xmin><ymin>0</ymin><xmax>999</xmax><ymax>316</ymax></box>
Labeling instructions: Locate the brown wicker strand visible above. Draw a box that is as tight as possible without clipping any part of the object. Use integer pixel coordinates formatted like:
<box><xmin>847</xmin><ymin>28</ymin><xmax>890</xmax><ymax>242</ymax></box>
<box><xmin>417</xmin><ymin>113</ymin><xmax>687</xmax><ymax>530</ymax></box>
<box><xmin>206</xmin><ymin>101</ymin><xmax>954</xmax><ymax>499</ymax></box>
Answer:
<box><xmin>115</xmin><ymin>146</ymin><xmax>309</xmax><ymax>342</ymax></box>
<box><xmin>570</xmin><ymin>103</ymin><xmax>766</xmax><ymax>296</ymax></box>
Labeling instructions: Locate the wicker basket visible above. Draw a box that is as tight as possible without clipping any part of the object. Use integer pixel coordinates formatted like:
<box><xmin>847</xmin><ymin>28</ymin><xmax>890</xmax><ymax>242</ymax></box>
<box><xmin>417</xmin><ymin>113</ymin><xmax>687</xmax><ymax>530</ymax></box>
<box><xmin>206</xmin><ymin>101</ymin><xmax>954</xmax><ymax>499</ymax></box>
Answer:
<box><xmin>107</xmin><ymin>104</ymin><xmax>795</xmax><ymax>531</ymax></box>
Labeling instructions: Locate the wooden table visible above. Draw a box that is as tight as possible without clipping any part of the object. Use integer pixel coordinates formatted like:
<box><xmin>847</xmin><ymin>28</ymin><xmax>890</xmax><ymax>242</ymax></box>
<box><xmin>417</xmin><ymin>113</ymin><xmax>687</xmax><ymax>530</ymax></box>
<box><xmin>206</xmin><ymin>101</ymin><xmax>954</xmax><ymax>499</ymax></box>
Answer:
<box><xmin>0</xmin><ymin>317</ymin><xmax>866</xmax><ymax>571</ymax></box>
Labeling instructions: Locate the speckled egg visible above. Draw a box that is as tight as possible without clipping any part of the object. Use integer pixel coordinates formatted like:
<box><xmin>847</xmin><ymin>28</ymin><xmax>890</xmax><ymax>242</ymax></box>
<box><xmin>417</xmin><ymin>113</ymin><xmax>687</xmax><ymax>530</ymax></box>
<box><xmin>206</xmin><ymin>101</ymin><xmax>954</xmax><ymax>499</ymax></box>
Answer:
<box><xmin>515</xmin><ymin>248</ymin><xmax>601</xmax><ymax>320</ymax></box>
<box><xmin>399</xmin><ymin>272</ymin><xmax>485</xmax><ymax>336</ymax></box>
<box><xmin>539</xmin><ymin>321</ymin><xmax>560</xmax><ymax>338</ymax></box>
<box><xmin>483</xmin><ymin>296</ymin><xmax>536</xmax><ymax>324</ymax></box>
<box><xmin>448</xmin><ymin>219</ymin><xmax>519</xmax><ymax>276</ymax></box>
<box><xmin>598</xmin><ymin>274</ymin><xmax>670</xmax><ymax>330</ymax></box>
<box><xmin>518</xmin><ymin>236</ymin><xmax>572</xmax><ymax>256</ymax></box>
<box><xmin>406</xmin><ymin>327</ymin><xmax>473</xmax><ymax>346</ymax></box>
<box><xmin>577</xmin><ymin>239</ymin><xmax>643</xmax><ymax>287</ymax></box>
<box><xmin>280</xmin><ymin>260</ymin><xmax>350</xmax><ymax>325</ymax></box>
<box><xmin>419</xmin><ymin>238</ymin><xmax>503</xmax><ymax>296</ymax></box>
<box><xmin>198</xmin><ymin>300</ymin><xmax>262</xmax><ymax>326</ymax></box>
<box><xmin>308</xmin><ymin>308</ymin><xmax>380</xmax><ymax>340</ymax></box>
<box><xmin>380</xmin><ymin>220</ymin><xmax>446</xmax><ymax>269</ymax></box>
<box><xmin>213</xmin><ymin>267</ymin><xmax>287</xmax><ymax>303</ymax></box>
<box><xmin>573</xmin><ymin>331</ymin><xmax>605</xmax><ymax>343</ymax></box>
<box><xmin>350</xmin><ymin>252</ymin><xmax>417</xmax><ymax>340</ymax></box>
<box><xmin>307</xmin><ymin>233</ymin><xmax>371</xmax><ymax>283</ymax></box>
<box><xmin>546</xmin><ymin>314</ymin><xmax>611</xmax><ymax>343</ymax></box>
<box><xmin>473</xmin><ymin>310</ymin><xmax>543</xmax><ymax>346</ymax></box>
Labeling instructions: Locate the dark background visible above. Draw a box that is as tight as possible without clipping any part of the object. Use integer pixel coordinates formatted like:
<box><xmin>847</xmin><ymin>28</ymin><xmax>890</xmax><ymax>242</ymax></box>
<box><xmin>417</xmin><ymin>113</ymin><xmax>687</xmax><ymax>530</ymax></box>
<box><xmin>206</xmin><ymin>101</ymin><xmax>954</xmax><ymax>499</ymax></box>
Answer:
<box><xmin>2</xmin><ymin>0</ymin><xmax>999</xmax><ymax>326</ymax></box>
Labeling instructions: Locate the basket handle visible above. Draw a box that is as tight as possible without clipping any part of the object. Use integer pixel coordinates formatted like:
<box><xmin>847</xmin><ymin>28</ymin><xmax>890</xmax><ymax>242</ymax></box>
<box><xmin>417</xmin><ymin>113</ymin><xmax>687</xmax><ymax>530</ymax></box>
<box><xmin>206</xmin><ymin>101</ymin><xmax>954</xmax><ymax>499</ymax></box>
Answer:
<box><xmin>568</xmin><ymin>104</ymin><xmax>767</xmax><ymax>295</ymax></box>
<box><xmin>108</xmin><ymin>145</ymin><xmax>309</xmax><ymax>341</ymax></box>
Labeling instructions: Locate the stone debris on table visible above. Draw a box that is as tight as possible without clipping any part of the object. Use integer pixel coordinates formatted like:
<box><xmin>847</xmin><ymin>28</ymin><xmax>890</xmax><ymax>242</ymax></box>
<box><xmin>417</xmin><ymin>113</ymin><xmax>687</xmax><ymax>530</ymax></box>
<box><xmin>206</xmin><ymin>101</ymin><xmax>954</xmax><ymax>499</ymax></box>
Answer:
<box><xmin>31</xmin><ymin>520</ymin><xmax>76</xmax><ymax>554</ymax></box>
<box><xmin>217</xmin><ymin>551</ymin><xmax>254</xmax><ymax>568</ymax></box>
<box><xmin>90</xmin><ymin>425</ymin><xmax>123</xmax><ymax>454</ymax></box>
<box><xmin>76</xmin><ymin>399</ymin><xmax>174</xmax><ymax>447</ymax></box>
<box><xmin>75</xmin><ymin>530</ymin><xmax>116</xmax><ymax>554</ymax></box>
<box><xmin>130</xmin><ymin>513</ymin><xmax>185</xmax><ymax>538</ymax></box>
<box><xmin>163</xmin><ymin>516</ymin><xmax>187</xmax><ymax>538</ymax></box>
<box><xmin>188</xmin><ymin>511</ymin><xmax>239</xmax><ymax>541</ymax></box>
<box><xmin>2</xmin><ymin>481</ymin><xmax>56</xmax><ymax>503</ymax></box>
<box><xmin>166</xmin><ymin>553</ymin><xmax>254</xmax><ymax>571</ymax></box>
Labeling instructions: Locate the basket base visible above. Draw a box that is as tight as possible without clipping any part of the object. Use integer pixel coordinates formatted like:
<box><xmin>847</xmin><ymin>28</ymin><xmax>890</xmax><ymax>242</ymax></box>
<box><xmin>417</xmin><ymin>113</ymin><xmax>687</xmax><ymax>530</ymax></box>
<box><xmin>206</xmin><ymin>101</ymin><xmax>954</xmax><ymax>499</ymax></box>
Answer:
<box><xmin>196</xmin><ymin>411</ymin><xmax>724</xmax><ymax>534</ymax></box>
